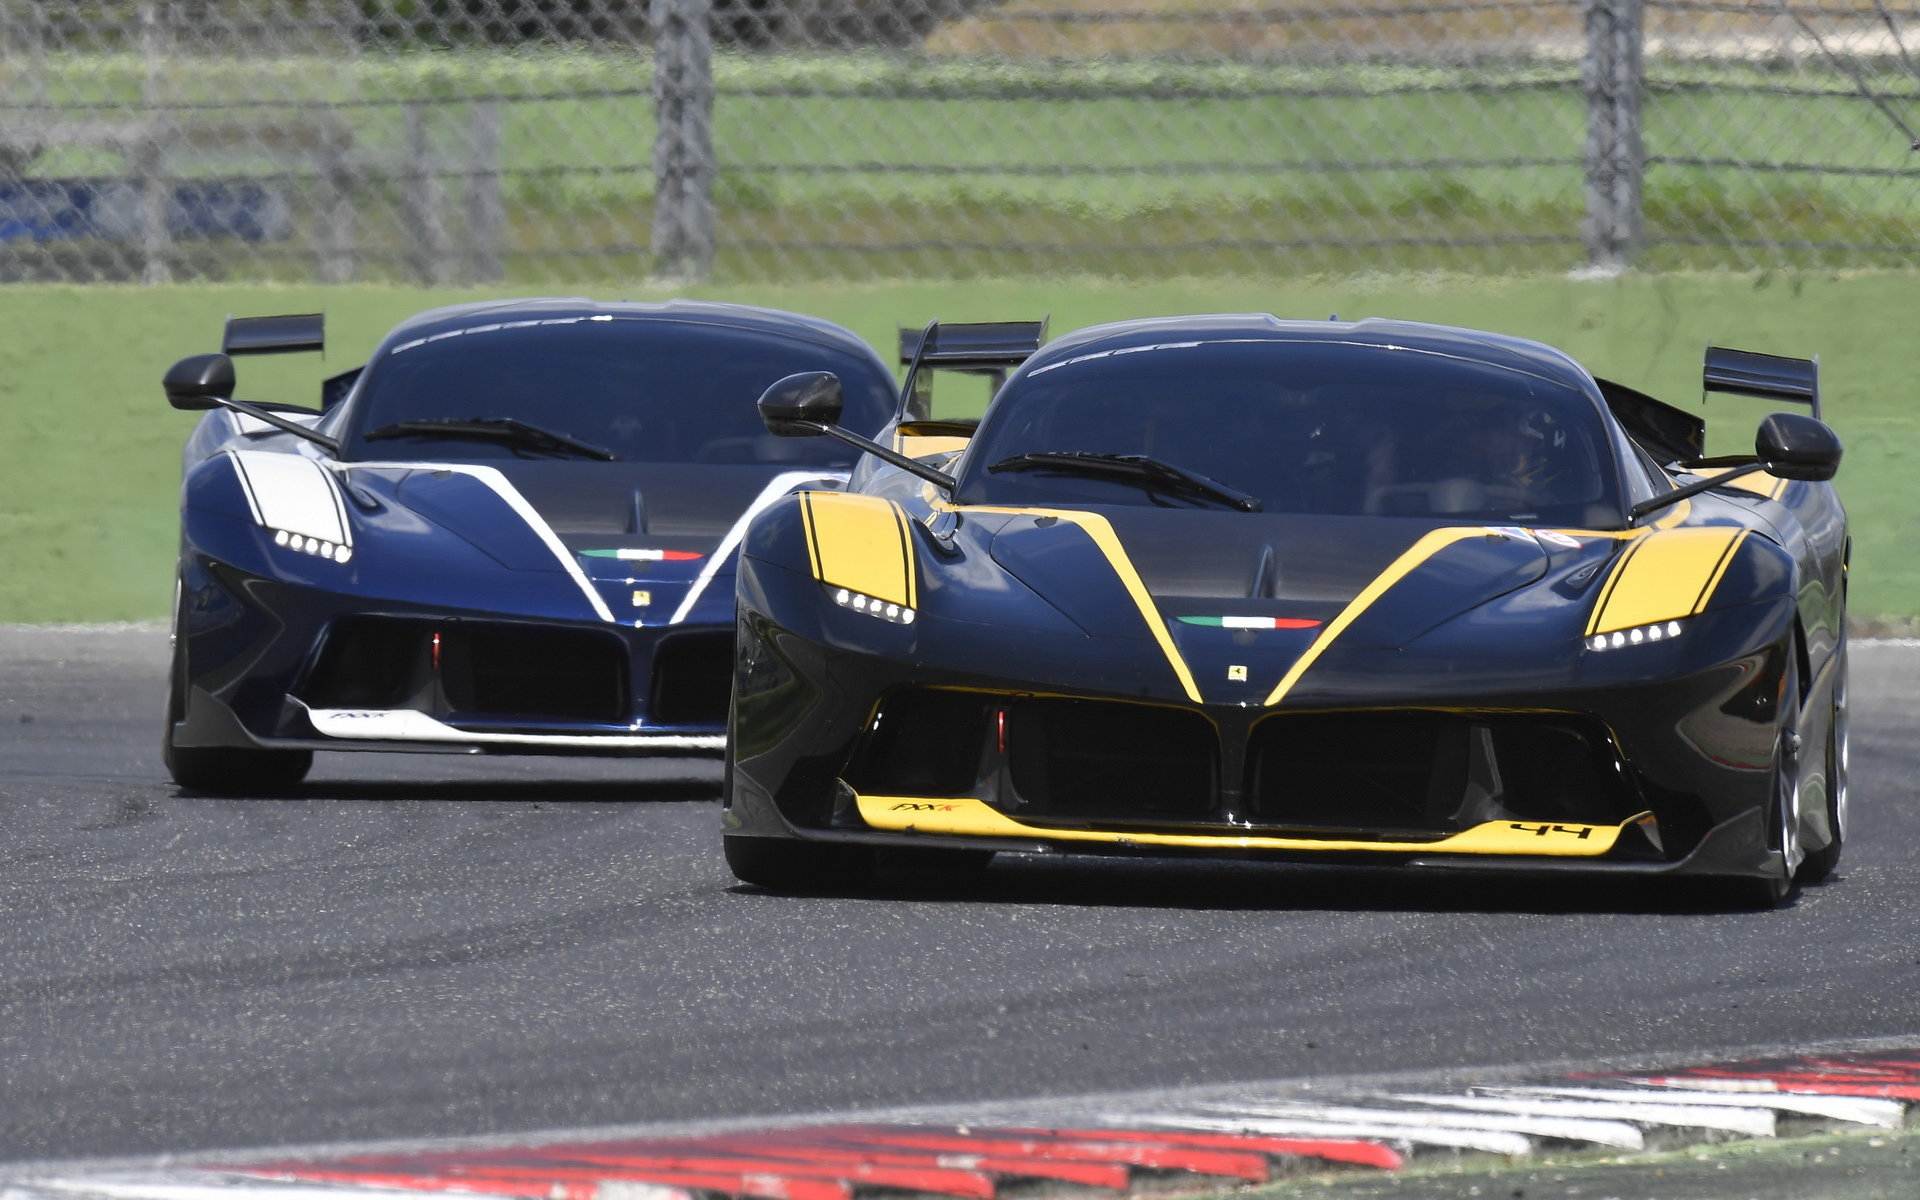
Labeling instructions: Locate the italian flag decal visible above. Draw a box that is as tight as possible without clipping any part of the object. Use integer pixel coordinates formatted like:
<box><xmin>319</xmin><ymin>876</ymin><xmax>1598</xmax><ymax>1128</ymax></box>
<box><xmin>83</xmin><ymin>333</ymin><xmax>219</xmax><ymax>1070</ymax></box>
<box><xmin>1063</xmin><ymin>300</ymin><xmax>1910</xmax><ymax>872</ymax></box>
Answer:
<box><xmin>1176</xmin><ymin>615</ymin><xmax>1321</xmax><ymax>630</ymax></box>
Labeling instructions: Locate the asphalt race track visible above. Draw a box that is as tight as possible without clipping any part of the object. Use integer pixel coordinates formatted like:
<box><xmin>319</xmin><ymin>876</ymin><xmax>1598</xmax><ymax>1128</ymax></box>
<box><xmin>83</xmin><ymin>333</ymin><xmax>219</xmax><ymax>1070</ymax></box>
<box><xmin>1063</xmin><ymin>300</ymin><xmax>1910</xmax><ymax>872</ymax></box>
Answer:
<box><xmin>3</xmin><ymin>626</ymin><xmax>1918</xmax><ymax>1165</ymax></box>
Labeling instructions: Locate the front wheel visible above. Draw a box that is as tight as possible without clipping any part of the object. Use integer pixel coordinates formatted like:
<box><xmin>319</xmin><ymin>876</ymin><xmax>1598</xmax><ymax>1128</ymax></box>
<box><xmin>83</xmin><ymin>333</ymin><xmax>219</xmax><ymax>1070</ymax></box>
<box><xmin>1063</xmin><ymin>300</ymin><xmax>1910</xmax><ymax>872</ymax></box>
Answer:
<box><xmin>163</xmin><ymin>604</ymin><xmax>311</xmax><ymax>795</ymax></box>
<box><xmin>1718</xmin><ymin>864</ymin><xmax>1791</xmax><ymax>911</ymax></box>
<box><xmin>1717</xmin><ymin>739</ymin><xmax>1798</xmax><ymax>910</ymax></box>
<box><xmin>723</xmin><ymin>835</ymin><xmax>873</xmax><ymax>893</ymax></box>
<box><xmin>164</xmin><ymin>740</ymin><xmax>313</xmax><ymax>795</ymax></box>
<box><xmin>1797</xmin><ymin>644</ymin><xmax>1849</xmax><ymax>885</ymax></box>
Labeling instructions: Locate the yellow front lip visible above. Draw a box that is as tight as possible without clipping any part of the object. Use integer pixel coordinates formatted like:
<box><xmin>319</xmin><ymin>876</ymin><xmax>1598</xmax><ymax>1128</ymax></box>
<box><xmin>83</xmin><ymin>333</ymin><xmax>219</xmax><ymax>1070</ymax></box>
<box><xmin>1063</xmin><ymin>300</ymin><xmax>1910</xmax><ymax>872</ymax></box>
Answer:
<box><xmin>856</xmin><ymin>793</ymin><xmax>1648</xmax><ymax>857</ymax></box>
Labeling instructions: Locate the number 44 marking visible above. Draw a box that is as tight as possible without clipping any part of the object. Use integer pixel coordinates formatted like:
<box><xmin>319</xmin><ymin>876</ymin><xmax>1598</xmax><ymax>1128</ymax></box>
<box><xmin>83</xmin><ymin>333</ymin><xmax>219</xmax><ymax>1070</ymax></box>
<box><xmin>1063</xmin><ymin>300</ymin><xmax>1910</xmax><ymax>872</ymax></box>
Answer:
<box><xmin>1508</xmin><ymin>822</ymin><xmax>1594</xmax><ymax>839</ymax></box>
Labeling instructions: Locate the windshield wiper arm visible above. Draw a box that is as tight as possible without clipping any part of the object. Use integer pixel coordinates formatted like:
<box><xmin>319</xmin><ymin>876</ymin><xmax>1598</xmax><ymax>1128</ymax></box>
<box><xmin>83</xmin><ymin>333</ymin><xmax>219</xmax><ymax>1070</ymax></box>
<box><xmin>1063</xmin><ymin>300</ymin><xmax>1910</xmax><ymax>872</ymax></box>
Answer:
<box><xmin>988</xmin><ymin>451</ymin><xmax>1261</xmax><ymax>512</ymax></box>
<box><xmin>362</xmin><ymin>417</ymin><xmax>616</xmax><ymax>461</ymax></box>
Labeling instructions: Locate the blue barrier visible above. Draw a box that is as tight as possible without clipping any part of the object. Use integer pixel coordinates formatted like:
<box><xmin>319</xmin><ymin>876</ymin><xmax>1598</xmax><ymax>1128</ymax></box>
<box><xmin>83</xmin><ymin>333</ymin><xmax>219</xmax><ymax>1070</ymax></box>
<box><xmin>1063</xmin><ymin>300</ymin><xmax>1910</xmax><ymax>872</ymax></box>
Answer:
<box><xmin>0</xmin><ymin>179</ymin><xmax>290</xmax><ymax>242</ymax></box>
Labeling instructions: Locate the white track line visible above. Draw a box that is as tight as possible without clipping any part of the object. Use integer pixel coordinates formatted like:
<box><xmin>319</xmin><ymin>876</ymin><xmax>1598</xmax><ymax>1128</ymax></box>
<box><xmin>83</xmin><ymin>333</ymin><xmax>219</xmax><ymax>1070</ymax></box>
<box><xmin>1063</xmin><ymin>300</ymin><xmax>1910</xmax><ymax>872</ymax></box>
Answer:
<box><xmin>1186</xmin><ymin>1101</ymin><xmax>1643</xmax><ymax>1150</ymax></box>
<box><xmin>1389</xmin><ymin>1092</ymin><xmax>1775</xmax><ymax>1137</ymax></box>
<box><xmin>4</xmin><ymin>1177</ymin><xmax>461</xmax><ymax>1200</ymax></box>
<box><xmin>9</xmin><ymin>1176</ymin><xmax>696</xmax><ymax>1200</ymax></box>
<box><xmin>1109</xmin><ymin>1112</ymin><xmax>1534</xmax><ymax>1156</ymax></box>
<box><xmin>1485</xmin><ymin>1084</ymin><xmax>1905</xmax><ymax>1127</ymax></box>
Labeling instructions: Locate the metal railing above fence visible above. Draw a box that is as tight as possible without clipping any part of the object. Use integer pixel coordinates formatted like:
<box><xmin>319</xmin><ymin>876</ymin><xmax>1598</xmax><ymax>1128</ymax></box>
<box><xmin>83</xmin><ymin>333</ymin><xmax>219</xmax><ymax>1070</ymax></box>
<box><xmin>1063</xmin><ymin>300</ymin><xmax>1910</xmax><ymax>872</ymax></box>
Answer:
<box><xmin>1</xmin><ymin>0</ymin><xmax>1915</xmax><ymax>284</ymax></box>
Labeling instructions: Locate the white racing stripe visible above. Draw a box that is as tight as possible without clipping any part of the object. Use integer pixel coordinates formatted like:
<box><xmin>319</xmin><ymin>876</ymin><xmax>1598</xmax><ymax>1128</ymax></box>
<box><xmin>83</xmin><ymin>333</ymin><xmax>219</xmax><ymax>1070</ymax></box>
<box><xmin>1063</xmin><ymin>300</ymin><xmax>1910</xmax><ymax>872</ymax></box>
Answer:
<box><xmin>1486</xmin><ymin>1084</ymin><xmax>1906</xmax><ymax>1126</ymax></box>
<box><xmin>1108</xmin><ymin>1111</ymin><xmax>1534</xmax><ymax>1156</ymax></box>
<box><xmin>339</xmin><ymin>460</ymin><xmax>613</xmax><ymax>623</ymax></box>
<box><xmin>1187</xmin><ymin>1100</ymin><xmax>1644</xmax><ymax>1150</ymax></box>
<box><xmin>229</xmin><ymin>452</ymin><xmax>351</xmax><ymax>548</ymax></box>
<box><xmin>1391</xmin><ymin>1092</ymin><xmax>1775</xmax><ymax>1136</ymax></box>
<box><xmin>306</xmin><ymin>707</ymin><xmax>723</xmax><ymax>750</ymax></box>
<box><xmin>667</xmin><ymin>470</ymin><xmax>844</xmax><ymax>625</ymax></box>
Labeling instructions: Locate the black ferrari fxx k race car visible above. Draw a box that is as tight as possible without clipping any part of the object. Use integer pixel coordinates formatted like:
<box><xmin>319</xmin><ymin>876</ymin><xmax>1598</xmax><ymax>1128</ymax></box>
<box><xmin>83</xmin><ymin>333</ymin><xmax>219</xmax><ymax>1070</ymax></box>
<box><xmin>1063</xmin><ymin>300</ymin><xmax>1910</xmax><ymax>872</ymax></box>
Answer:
<box><xmin>163</xmin><ymin>298</ymin><xmax>900</xmax><ymax>793</ymax></box>
<box><xmin>723</xmin><ymin>314</ymin><xmax>1849</xmax><ymax>907</ymax></box>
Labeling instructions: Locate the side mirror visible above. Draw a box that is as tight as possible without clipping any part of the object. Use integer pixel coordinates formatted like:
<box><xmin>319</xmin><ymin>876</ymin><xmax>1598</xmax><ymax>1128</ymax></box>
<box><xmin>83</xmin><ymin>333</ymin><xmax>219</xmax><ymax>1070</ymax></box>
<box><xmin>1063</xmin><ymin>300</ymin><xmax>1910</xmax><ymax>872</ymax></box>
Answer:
<box><xmin>163</xmin><ymin>353</ymin><xmax>236</xmax><ymax>410</ymax></box>
<box><xmin>758</xmin><ymin>371</ymin><xmax>843</xmax><ymax>437</ymax></box>
<box><xmin>1757</xmin><ymin>411</ymin><xmax>1841</xmax><ymax>482</ymax></box>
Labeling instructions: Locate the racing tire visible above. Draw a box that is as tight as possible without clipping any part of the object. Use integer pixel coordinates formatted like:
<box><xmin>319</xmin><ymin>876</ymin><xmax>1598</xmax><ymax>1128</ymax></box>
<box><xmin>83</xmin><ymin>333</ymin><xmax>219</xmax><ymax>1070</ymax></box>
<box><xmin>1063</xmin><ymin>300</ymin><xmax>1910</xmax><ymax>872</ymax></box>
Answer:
<box><xmin>163</xmin><ymin>741</ymin><xmax>314</xmax><ymax>795</ymax></box>
<box><xmin>1717</xmin><ymin>736</ymin><xmax>1799</xmax><ymax>910</ymax></box>
<box><xmin>1797</xmin><ymin>643</ymin><xmax>1849</xmax><ymax>885</ymax></box>
<box><xmin>163</xmin><ymin>606</ymin><xmax>312</xmax><ymax>795</ymax></box>
<box><xmin>723</xmin><ymin>835</ymin><xmax>874</xmax><ymax>893</ymax></box>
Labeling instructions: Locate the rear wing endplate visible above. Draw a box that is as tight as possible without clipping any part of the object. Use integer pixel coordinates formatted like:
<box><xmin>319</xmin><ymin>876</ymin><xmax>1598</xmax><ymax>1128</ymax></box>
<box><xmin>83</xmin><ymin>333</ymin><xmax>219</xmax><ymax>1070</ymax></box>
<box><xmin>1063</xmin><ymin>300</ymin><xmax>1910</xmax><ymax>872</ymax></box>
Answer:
<box><xmin>1704</xmin><ymin>346</ymin><xmax>1820</xmax><ymax>420</ymax></box>
<box><xmin>1596</xmin><ymin>377</ymin><xmax>1704</xmax><ymax>465</ymax></box>
<box><xmin>899</xmin><ymin>318</ymin><xmax>1047</xmax><ymax>420</ymax></box>
<box><xmin>224</xmin><ymin>312</ymin><xmax>325</xmax><ymax>356</ymax></box>
<box><xmin>899</xmin><ymin>320</ymin><xmax>1048</xmax><ymax>371</ymax></box>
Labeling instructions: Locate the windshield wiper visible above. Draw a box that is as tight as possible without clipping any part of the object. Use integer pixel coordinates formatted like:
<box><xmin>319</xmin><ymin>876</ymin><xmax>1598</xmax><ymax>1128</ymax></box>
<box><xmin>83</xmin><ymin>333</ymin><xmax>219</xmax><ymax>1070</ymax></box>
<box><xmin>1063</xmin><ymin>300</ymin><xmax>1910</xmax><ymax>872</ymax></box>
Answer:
<box><xmin>988</xmin><ymin>451</ymin><xmax>1261</xmax><ymax>512</ymax></box>
<box><xmin>362</xmin><ymin>417</ymin><xmax>616</xmax><ymax>461</ymax></box>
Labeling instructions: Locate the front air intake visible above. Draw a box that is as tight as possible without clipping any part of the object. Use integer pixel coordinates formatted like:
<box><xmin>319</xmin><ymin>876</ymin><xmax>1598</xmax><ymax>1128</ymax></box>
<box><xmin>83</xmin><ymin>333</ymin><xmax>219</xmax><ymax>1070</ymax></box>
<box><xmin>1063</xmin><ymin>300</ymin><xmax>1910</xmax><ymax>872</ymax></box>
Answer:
<box><xmin>301</xmin><ymin>617</ymin><xmax>626</xmax><ymax>723</ymax></box>
<box><xmin>1005</xmin><ymin>697</ymin><xmax>1217</xmax><ymax>821</ymax></box>
<box><xmin>1246</xmin><ymin>710</ymin><xmax>1643</xmax><ymax>836</ymax></box>
<box><xmin>649</xmin><ymin>631</ymin><xmax>734</xmax><ymax>726</ymax></box>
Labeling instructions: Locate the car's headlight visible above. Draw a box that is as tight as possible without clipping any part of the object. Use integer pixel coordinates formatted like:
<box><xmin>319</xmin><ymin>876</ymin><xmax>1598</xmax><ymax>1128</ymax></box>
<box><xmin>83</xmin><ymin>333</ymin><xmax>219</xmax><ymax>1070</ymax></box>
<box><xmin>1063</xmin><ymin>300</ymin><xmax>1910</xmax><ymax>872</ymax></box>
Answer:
<box><xmin>1586</xmin><ymin>618</ymin><xmax>1684</xmax><ymax>651</ymax></box>
<box><xmin>273</xmin><ymin>528</ymin><xmax>353</xmax><ymax>563</ymax></box>
<box><xmin>832</xmin><ymin>586</ymin><xmax>915</xmax><ymax>624</ymax></box>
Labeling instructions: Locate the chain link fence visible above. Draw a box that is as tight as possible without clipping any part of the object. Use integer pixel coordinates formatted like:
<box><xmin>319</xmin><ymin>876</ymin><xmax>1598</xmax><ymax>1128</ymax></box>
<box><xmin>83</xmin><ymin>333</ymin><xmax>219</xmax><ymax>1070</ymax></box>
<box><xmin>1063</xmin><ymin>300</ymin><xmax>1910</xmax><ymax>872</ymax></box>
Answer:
<box><xmin>1</xmin><ymin>0</ymin><xmax>1915</xmax><ymax>284</ymax></box>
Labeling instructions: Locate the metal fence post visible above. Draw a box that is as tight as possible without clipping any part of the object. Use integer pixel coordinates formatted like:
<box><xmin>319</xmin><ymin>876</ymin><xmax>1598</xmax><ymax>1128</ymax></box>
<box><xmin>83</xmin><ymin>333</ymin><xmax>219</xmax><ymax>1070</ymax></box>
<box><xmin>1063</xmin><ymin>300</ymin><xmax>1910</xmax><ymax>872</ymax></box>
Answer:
<box><xmin>21</xmin><ymin>0</ymin><xmax>52</xmax><ymax>107</ymax></box>
<box><xmin>463</xmin><ymin>101</ymin><xmax>505</xmax><ymax>284</ymax></box>
<box><xmin>136</xmin><ymin>0</ymin><xmax>173</xmax><ymax>284</ymax></box>
<box><xmin>314</xmin><ymin>120</ymin><xmax>356</xmax><ymax>284</ymax></box>
<box><xmin>401</xmin><ymin>101</ymin><xmax>449</xmax><ymax>285</ymax></box>
<box><xmin>650</xmin><ymin>0</ymin><xmax>715</xmax><ymax>283</ymax></box>
<box><xmin>1581</xmin><ymin>0</ymin><xmax>1645</xmax><ymax>275</ymax></box>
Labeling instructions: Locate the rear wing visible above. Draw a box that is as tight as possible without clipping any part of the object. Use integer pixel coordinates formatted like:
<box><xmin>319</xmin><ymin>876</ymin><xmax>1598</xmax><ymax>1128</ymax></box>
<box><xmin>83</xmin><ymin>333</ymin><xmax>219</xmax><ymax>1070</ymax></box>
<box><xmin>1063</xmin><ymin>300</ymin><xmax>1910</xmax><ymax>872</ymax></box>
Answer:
<box><xmin>898</xmin><ymin>318</ymin><xmax>1047</xmax><ymax>423</ymax></box>
<box><xmin>1704</xmin><ymin>345</ymin><xmax>1820</xmax><ymax>421</ymax></box>
<box><xmin>223</xmin><ymin>312</ymin><xmax>324</xmax><ymax>357</ymax></box>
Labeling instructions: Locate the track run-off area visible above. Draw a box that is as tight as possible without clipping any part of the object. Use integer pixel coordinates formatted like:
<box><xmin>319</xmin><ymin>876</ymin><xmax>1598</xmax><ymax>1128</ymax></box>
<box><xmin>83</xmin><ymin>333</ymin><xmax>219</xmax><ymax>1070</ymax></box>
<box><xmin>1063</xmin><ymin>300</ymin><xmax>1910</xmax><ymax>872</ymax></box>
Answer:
<box><xmin>4</xmin><ymin>626</ymin><xmax>1920</xmax><ymax>1185</ymax></box>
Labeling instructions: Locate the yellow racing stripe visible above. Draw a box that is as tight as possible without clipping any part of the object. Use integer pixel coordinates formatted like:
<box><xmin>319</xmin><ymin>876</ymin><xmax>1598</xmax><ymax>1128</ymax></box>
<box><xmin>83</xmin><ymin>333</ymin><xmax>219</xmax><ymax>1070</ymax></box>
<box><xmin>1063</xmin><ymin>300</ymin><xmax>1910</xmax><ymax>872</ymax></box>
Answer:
<box><xmin>924</xmin><ymin>501</ymin><xmax>1203</xmax><ymax>703</ymax></box>
<box><xmin>857</xmin><ymin>794</ymin><xmax>1644</xmax><ymax>857</ymax></box>
<box><xmin>1262</xmin><ymin>527</ymin><xmax>1487</xmax><ymax>707</ymax></box>
<box><xmin>1018</xmin><ymin>508</ymin><xmax>1201</xmax><ymax>703</ymax></box>
<box><xmin>799</xmin><ymin>492</ymin><xmax>917</xmax><ymax>608</ymax></box>
<box><xmin>1585</xmin><ymin>527</ymin><xmax>1748</xmax><ymax>636</ymax></box>
<box><xmin>1044</xmin><ymin>510</ymin><xmax>1204</xmax><ymax>703</ymax></box>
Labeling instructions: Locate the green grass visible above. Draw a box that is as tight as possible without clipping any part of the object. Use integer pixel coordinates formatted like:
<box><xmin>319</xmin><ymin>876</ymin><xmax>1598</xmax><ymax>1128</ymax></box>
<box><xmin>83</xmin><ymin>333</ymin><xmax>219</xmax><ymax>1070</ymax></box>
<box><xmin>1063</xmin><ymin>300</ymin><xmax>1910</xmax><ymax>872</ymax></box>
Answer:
<box><xmin>2</xmin><ymin>269</ymin><xmax>1917</xmax><ymax>625</ymax></box>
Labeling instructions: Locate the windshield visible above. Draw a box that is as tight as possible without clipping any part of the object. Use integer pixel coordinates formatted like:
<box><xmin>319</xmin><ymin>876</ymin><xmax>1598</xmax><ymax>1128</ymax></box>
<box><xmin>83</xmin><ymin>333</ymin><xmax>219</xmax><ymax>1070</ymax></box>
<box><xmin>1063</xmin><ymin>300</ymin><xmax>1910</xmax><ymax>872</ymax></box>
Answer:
<box><xmin>957</xmin><ymin>339</ymin><xmax>1623</xmax><ymax>526</ymax></box>
<box><xmin>342</xmin><ymin>317</ymin><xmax>894</xmax><ymax>466</ymax></box>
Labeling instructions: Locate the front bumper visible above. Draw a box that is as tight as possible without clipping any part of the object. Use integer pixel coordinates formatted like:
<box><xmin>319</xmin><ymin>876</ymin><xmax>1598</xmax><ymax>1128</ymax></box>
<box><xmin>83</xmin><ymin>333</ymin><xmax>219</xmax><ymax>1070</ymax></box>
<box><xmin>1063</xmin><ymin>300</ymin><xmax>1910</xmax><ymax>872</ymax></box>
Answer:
<box><xmin>726</xmin><ymin>600</ymin><xmax>1791</xmax><ymax>882</ymax></box>
<box><xmin>173</xmin><ymin>558</ymin><xmax>731</xmax><ymax>757</ymax></box>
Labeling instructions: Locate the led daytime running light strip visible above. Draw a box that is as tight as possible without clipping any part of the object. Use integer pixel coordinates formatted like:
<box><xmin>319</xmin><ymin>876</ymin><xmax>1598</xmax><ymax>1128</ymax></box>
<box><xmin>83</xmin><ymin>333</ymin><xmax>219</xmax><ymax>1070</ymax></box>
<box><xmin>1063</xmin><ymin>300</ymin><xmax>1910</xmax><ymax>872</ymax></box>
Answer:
<box><xmin>1587</xmin><ymin>618</ymin><xmax>1684</xmax><ymax>651</ymax></box>
<box><xmin>273</xmin><ymin>528</ymin><xmax>353</xmax><ymax>563</ymax></box>
<box><xmin>833</xmin><ymin>586</ymin><xmax>915</xmax><ymax>624</ymax></box>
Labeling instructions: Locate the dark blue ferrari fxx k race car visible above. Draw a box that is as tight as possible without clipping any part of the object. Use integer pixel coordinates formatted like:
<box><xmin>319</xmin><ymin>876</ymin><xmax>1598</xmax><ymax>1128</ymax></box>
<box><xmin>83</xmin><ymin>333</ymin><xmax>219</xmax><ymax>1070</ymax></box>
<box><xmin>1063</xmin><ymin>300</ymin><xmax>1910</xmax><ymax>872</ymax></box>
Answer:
<box><xmin>725</xmin><ymin>314</ymin><xmax>1849</xmax><ymax>908</ymax></box>
<box><xmin>162</xmin><ymin>298</ymin><xmax>898</xmax><ymax>793</ymax></box>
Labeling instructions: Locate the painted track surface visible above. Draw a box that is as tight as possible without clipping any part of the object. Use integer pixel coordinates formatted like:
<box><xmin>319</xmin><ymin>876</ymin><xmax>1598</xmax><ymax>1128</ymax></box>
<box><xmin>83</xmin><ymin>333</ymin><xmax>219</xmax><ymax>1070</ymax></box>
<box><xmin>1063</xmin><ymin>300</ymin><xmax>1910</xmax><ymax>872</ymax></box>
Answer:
<box><xmin>3</xmin><ymin>627</ymin><xmax>1919</xmax><ymax>1165</ymax></box>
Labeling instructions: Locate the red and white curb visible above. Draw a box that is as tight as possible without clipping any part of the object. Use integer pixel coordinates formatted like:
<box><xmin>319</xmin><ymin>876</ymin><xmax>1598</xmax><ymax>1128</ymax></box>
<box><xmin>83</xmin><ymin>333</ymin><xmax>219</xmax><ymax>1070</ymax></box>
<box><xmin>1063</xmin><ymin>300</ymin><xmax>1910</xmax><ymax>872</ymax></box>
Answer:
<box><xmin>6</xmin><ymin>1048</ymin><xmax>1917</xmax><ymax>1200</ymax></box>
